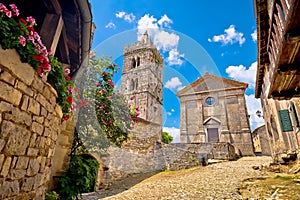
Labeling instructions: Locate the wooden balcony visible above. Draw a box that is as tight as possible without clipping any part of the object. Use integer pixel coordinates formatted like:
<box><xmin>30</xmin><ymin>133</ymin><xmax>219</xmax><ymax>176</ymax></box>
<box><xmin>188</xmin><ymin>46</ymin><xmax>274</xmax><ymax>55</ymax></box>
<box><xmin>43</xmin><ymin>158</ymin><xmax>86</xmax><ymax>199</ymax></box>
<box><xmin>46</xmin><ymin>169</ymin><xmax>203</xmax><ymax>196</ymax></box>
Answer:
<box><xmin>267</xmin><ymin>0</ymin><xmax>300</xmax><ymax>99</ymax></box>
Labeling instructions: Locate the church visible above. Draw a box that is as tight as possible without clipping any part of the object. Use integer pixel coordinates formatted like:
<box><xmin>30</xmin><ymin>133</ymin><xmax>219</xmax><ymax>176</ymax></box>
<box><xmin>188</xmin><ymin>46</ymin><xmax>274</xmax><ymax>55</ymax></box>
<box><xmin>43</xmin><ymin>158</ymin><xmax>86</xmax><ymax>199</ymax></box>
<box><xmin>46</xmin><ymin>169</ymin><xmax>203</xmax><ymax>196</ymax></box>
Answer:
<box><xmin>176</xmin><ymin>73</ymin><xmax>254</xmax><ymax>155</ymax></box>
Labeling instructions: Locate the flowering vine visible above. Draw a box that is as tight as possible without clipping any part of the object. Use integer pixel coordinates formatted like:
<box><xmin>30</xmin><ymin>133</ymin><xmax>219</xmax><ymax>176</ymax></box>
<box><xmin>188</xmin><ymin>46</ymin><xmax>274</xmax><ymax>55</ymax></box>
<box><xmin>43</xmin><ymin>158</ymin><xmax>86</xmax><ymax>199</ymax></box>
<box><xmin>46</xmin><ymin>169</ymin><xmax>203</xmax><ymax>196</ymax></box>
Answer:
<box><xmin>0</xmin><ymin>3</ymin><xmax>78</xmax><ymax>119</ymax></box>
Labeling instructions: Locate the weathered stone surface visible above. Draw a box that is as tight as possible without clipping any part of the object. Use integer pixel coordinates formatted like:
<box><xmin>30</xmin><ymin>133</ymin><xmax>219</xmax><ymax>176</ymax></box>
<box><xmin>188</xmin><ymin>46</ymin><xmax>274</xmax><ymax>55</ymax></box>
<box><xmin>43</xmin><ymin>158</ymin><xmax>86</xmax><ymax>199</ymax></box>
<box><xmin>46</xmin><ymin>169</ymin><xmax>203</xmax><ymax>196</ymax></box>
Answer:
<box><xmin>0</xmin><ymin>101</ymin><xmax>12</xmax><ymax>113</ymax></box>
<box><xmin>40</xmin><ymin>107</ymin><xmax>47</xmax><ymax>117</ymax></box>
<box><xmin>9</xmin><ymin>169</ymin><xmax>26</xmax><ymax>180</ymax></box>
<box><xmin>20</xmin><ymin>95</ymin><xmax>29</xmax><ymax>111</ymax></box>
<box><xmin>3</xmin><ymin>123</ymin><xmax>31</xmax><ymax>156</ymax></box>
<box><xmin>3</xmin><ymin>107</ymin><xmax>32</xmax><ymax>127</ymax></box>
<box><xmin>16</xmin><ymin>80</ymin><xmax>34</xmax><ymax>97</ymax></box>
<box><xmin>0</xmin><ymin>180</ymin><xmax>20</xmax><ymax>198</ymax></box>
<box><xmin>29</xmin><ymin>134</ymin><xmax>37</xmax><ymax>148</ymax></box>
<box><xmin>0</xmin><ymin>70</ymin><xmax>15</xmax><ymax>85</ymax></box>
<box><xmin>27</xmin><ymin>148</ymin><xmax>39</xmax><ymax>157</ymax></box>
<box><xmin>33</xmin><ymin>116</ymin><xmax>44</xmax><ymax>124</ymax></box>
<box><xmin>26</xmin><ymin>159</ymin><xmax>40</xmax><ymax>176</ymax></box>
<box><xmin>27</xmin><ymin>98</ymin><xmax>40</xmax><ymax>115</ymax></box>
<box><xmin>31</xmin><ymin>122</ymin><xmax>44</xmax><ymax>135</ymax></box>
<box><xmin>39</xmin><ymin>157</ymin><xmax>46</xmax><ymax>173</ymax></box>
<box><xmin>0</xmin><ymin>139</ymin><xmax>5</xmax><ymax>152</ymax></box>
<box><xmin>31</xmin><ymin>76</ymin><xmax>44</xmax><ymax>93</ymax></box>
<box><xmin>15</xmin><ymin>156</ymin><xmax>29</xmax><ymax>170</ymax></box>
<box><xmin>21</xmin><ymin>177</ymin><xmax>35</xmax><ymax>192</ymax></box>
<box><xmin>0</xmin><ymin>157</ymin><xmax>12</xmax><ymax>177</ymax></box>
<box><xmin>55</xmin><ymin>104</ymin><xmax>63</xmax><ymax>119</ymax></box>
<box><xmin>0</xmin><ymin>81</ymin><xmax>22</xmax><ymax>106</ymax></box>
<box><xmin>0</xmin><ymin>47</ymin><xmax>35</xmax><ymax>85</ymax></box>
<box><xmin>0</xmin><ymin>154</ymin><xmax>4</xmax><ymax>171</ymax></box>
<box><xmin>37</xmin><ymin>93</ymin><xmax>54</xmax><ymax>113</ymax></box>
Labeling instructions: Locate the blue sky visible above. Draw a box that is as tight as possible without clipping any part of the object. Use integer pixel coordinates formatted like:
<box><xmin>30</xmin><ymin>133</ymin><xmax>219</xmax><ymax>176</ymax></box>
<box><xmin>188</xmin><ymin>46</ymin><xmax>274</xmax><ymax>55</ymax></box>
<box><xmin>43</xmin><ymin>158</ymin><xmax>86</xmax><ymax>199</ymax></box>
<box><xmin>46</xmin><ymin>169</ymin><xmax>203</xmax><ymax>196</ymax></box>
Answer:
<box><xmin>89</xmin><ymin>0</ymin><xmax>264</xmax><ymax>142</ymax></box>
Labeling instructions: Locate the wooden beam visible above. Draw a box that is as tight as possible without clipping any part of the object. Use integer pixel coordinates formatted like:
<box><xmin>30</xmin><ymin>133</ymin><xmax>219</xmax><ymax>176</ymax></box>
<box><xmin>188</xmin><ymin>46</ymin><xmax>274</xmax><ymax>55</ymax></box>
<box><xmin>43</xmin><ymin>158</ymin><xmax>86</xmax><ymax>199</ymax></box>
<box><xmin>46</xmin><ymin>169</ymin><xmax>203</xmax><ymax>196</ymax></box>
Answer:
<box><xmin>58</xmin><ymin>26</ymin><xmax>70</xmax><ymax>64</ymax></box>
<box><xmin>40</xmin><ymin>13</ymin><xmax>64</xmax><ymax>54</ymax></box>
<box><xmin>278</xmin><ymin>63</ymin><xmax>300</xmax><ymax>73</ymax></box>
<box><xmin>43</xmin><ymin>0</ymin><xmax>62</xmax><ymax>15</ymax></box>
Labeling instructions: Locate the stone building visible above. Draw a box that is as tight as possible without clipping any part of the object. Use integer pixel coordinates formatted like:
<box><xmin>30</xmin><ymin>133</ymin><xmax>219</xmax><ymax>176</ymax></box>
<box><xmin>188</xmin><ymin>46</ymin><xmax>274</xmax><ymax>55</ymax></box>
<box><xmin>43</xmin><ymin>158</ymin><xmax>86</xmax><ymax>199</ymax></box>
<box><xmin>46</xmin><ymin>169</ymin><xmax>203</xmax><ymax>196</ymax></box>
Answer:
<box><xmin>120</xmin><ymin>32</ymin><xmax>164</xmax><ymax>152</ymax></box>
<box><xmin>254</xmin><ymin>0</ymin><xmax>300</xmax><ymax>157</ymax></box>
<box><xmin>252</xmin><ymin>125</ymin><xmax>271</xmax><ymax>156</ymax></box>
<box><xmin>177</xmin><ymin>73</ymin><xmax>254</xmax><ymax>156</ymax></box>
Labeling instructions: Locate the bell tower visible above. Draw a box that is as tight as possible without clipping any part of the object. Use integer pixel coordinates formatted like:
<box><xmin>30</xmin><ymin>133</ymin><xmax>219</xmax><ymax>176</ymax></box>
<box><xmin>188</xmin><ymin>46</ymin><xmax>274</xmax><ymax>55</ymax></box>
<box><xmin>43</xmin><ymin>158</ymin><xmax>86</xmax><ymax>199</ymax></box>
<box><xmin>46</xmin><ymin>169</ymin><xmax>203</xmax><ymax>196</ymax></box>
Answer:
<box><xmin>121</xmin><ymin>32</ymin><xmax>164</xmax><ymax>125</ymax></box>
<box><xmin>121</xmin><ymin>32</ymin><xmax>164</xmax><ymax>150</ymax></box>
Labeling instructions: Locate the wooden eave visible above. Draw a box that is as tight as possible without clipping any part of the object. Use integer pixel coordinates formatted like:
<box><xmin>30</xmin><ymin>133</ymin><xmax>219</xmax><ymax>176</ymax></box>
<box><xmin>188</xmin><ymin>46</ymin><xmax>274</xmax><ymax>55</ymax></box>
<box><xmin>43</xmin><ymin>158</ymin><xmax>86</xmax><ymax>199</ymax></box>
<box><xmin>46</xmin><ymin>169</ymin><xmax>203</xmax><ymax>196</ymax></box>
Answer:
<box><xmin>267</xmin><ymin>0</ymin><xmax>300</xmax><ymax>99</ymax></box>
<box><xmin>255</xmin><ymin>0</ymin><xmax>270</xmax><ymax>98</ymax></box>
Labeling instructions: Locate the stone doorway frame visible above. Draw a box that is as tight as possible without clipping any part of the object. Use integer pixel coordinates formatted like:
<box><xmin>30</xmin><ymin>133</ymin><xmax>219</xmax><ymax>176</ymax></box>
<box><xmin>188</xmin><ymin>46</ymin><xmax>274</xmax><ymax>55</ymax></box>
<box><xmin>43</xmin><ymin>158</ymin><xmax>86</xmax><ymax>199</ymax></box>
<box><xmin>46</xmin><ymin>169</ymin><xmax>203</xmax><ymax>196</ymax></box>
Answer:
<box><xmin>203</xmin><ymin>117</ymin><xmax>221</xmax><ymax>143</ymax></box>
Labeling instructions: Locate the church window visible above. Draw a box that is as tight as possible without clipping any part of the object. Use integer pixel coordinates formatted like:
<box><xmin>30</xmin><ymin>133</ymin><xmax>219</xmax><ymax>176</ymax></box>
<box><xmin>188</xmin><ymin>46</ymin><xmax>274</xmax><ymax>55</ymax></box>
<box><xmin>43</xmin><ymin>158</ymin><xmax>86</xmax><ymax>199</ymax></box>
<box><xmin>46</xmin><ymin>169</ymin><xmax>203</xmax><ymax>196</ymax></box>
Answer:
<box><xmin>205</xmin><ymin>97</ymin><xmax>215</xmax><ymax>106</ymax></box>
<box><xmin>130</xmin><ymin>79</ymin><xmax>135</xmax><ymax>91</ymax></box>
<box><xmin>135</xmin><ymin>78</ymin><xmax>138</xmax><ymax>90</ymax></box>
<box><xmin>132</xmin><ymin>58</ymin><xmax>136</xmax><ymax>68</ymax></box>
<box><xmin>137</xmin><ymin>57</ymin><xmax>140</xmax><ymax>66</ymax></box>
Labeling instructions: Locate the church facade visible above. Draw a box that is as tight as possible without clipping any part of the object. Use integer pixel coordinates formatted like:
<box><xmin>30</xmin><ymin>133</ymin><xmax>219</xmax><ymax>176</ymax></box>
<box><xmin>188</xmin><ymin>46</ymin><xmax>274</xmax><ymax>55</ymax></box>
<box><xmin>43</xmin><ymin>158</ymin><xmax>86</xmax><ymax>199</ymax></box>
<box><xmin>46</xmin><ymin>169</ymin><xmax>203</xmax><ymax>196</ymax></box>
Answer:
<box><xmin>177</xmin><ymin>73</ymin><xmax>254</xmax><ymax>155</ymax></box>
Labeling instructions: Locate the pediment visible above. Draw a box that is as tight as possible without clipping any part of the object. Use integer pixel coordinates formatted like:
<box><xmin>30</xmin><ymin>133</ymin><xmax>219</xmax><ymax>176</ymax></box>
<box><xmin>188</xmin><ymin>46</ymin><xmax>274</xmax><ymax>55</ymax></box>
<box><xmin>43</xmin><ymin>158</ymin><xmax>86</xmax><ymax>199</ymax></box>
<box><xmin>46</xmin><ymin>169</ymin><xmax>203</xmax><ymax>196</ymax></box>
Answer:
<box><xmin>177</xmin><ymin>72</ymin><xmax>248</xmax><ymax>96</ymax></box>
<box><xmin>203</xmin><ymin>117</ymin><xmax>221</xmax><ymax>125</ymax></box>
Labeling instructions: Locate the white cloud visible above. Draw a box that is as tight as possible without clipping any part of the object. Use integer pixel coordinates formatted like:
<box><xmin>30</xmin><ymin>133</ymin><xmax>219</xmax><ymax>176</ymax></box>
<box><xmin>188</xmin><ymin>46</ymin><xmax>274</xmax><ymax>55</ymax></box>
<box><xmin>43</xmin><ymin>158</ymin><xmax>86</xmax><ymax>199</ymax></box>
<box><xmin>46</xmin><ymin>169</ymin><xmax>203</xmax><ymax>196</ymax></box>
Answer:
<box><xmin>158</xmin><ymin>14</ymin><xmax>173</xmax><ymax>28</ymax></box>
<box><xmin>137</xmin><ymin>14</ymin><xmax>184</xmax><ymax>66</ymax></box>
<box><xmin>225</xmin><ymin>61</ymin><xmax>257</xmax><ymax>88</ymax></box>
<box><xmin>245</xmin><ymin>94</ymin><xmax>264</xmax><ymax>130</ymax></box>
<box><xmin>105</xmin><ymin>22</ymin><xmax>116</xmax><ymax>29</ymax></box>
<box><xmin>116</xmin><ymin>11</ymin><xmax>135</xmax><ymax>23</ymax></box>
<box><xmin>166</xmin><ymin>49</ymin><xmax>184</xmax><ymax>66</ymax></box>
<box><xmin>163</xmin><ymin>127</ymin><xmax>180</xmax><ymax>143</ymax></box>
<box><xmin>165</xmin><ymin>77</ymin><xmax>183</xmax><ymax>91</ymax></box>
<box><xmin>208</xmin><ymin>25</ymin><xmax>246</xmax><ymax>46</ymax></box>
<box><xmin>171</xmin><ymin>109</ymin><xmax>175</xmax><ymax>112</ymax></box>
<box><xmin>167</xmin><ymin>112</ymin><xmax>172</xmax><ymax>116</ymax></box>
<box><xmin>251</xmin><ymin>29</ymin><xmax>257</xmax><ymax>42</ymax></box>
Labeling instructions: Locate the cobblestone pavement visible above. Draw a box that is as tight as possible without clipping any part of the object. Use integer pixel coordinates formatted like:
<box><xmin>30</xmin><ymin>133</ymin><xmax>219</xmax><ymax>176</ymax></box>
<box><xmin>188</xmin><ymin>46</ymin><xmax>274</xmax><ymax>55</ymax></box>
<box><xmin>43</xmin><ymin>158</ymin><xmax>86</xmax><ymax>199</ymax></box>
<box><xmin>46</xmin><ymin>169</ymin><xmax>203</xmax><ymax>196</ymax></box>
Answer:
<box><xmin>82</xmin><ymin>156</ymin><xmax>274</xmax><ymax>200</ymax></box>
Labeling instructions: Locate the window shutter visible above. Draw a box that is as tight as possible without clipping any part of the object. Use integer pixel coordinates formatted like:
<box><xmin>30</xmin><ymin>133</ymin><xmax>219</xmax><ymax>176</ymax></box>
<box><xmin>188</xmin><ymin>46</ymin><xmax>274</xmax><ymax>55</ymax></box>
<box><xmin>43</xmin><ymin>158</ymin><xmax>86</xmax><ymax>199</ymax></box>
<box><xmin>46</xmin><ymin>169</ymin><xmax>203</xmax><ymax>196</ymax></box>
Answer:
<box><xmin>289</xmin><ymin>101</ymin><xmax>299</xmax><ymax>127</ymax></box>
<box><xmin>278</xmin><ymin>109</ymin><xmax>293</xmax><ymax>132</ymax></box>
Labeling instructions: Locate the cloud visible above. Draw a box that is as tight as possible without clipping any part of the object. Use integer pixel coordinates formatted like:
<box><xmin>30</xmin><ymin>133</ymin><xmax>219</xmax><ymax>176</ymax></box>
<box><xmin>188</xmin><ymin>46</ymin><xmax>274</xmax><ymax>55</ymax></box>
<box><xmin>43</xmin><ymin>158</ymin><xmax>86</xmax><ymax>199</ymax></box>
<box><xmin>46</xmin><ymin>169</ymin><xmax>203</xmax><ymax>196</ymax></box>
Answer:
<box><xmin>167</xmin><ymin>112</ymin><xmax>172</xmax><ymax>116</ymax></box>
<box><xmin>166</xmin><ymin>49</ymin><xmax>184</xmax><ymax>66</ymax></box>
<box><xmin>171</xmin><ymin>109</ymin><xmax>175</xmax><ymax>112</ymax></box>
<box><xmin>158</xmin><ymin>14</ymin><xmax>173</xmax><ymax>28</ymax></box>
<box><xmin>225</xmin><ymin>61</ymin><xmax>257</xmax><ymax>88</ymax></box>
<box><xmin>251</xmin><ymin>29</ymin><xmax>257</xmax><ymax>42</ymax></box>
<box><xmin>105</xmin><ymin>22</ymin><xmax>116</xmax><ymax>29</ymax></box>
<box><xmin>137</xmin><ymin>14</ymin><xmax>184</xmax><ymax>66</ymax></box>
<box><xmin>163</xmin><ymin>127</ymin><xmax>180</xmax><ymax>143</ymax></box>
<box><xmin>115</xmin><ymin>11</ymin><xmax>136</xmax><ymax>23</ymax></box>
<box><xmin>245</xmin><ymin>94</ymin><xmax>264</xmax><ymax>130</ymax></box>
<box><xmin>208</xmin><ymin>25</ymin><xmax>246</xmax><ymax>46</ymax></box>
<box><xmin>165</xmin><ymin>77</ymin><xmax>184</xmax><ymax>91</ymax></box>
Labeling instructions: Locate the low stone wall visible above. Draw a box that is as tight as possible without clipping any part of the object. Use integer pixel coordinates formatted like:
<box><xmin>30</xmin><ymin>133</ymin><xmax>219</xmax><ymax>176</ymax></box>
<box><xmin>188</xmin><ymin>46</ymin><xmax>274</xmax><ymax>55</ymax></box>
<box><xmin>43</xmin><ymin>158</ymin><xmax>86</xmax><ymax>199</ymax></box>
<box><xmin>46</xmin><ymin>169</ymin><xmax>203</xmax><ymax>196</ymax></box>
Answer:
<box><xmin>0</xmin><ymin>47</ymin><xmax>62</xmax><ymax>199</ymax></box>
<box><xmin>99</xmin><ymin>142</ymin><xmax>236</xmax><ymax>186</ymax></box>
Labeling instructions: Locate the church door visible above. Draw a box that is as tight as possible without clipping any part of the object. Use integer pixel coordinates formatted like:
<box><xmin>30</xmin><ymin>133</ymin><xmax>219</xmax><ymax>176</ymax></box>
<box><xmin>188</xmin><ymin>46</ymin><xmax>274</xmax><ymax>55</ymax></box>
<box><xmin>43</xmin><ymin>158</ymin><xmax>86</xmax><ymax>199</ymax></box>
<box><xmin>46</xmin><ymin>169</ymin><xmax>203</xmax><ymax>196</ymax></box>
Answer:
<box><xmin>207</xmin><ymin>128</ymin><xmax>219</xmax><ymax>142</ymax></box>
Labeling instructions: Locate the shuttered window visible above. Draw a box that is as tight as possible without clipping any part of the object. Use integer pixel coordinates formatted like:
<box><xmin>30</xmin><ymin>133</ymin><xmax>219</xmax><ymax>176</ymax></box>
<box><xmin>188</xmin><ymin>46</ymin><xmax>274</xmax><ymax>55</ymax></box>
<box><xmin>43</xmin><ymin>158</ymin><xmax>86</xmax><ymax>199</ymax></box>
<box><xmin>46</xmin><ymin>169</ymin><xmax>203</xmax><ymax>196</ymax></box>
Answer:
<box><xmin>289</xmin><ymin>101</ymin><xmax>299</xmax><ymax>127</ymax></box>
<box><xmin>278</xmin><ymin>109</ymin><xmax>293</xmax><ymax>132</ymax></box>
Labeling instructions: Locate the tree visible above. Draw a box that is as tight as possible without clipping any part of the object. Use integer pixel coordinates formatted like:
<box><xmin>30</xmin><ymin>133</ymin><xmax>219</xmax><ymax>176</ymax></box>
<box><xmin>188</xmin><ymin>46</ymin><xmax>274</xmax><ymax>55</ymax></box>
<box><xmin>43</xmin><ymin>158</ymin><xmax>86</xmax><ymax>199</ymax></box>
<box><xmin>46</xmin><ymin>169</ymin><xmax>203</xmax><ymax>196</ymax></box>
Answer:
<box><xmin>162</xmin><ymin>131</ymin><xmax>173</xmax><ymax>144</ymax></box>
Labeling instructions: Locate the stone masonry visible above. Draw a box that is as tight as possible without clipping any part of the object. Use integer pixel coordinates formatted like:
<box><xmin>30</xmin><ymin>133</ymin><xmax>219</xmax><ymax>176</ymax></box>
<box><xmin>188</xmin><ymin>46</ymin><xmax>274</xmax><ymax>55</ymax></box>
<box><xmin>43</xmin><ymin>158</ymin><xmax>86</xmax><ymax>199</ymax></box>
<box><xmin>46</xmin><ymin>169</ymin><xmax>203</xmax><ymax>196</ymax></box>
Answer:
<box><xmin>0</xmin><ymin>46</ymin><xmax>63</xmax><ymax>199</ymax></box>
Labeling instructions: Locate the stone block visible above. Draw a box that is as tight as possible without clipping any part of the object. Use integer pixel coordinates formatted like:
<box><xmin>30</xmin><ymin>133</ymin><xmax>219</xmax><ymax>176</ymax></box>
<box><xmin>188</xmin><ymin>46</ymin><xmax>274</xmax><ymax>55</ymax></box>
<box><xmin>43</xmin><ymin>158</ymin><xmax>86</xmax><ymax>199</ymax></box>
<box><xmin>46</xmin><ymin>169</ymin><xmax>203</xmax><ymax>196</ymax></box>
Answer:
<box><xmin>27</xmin><ymin>148</ymin><xmax>39</xmax><ymax>157</ymax></box>
<box><xmin>41</xmin><ymin>107</ymin><xmax>47</xmax><ymax>117</ymax></box>
<box><xmin>3</xmin><ymin>107</ymin><xmax>32</xmax><ymax>127</ymax></box>
<box><xmin>39</xmin><ymin>157</ymin><xmax>46</xmax><ymax>173</ymax></box>
<box><xmin>11</xmin><ymin>156</ymin><xmax>17</xmax><ymax>169</ymax></box>
<box><xmin>37</xmin><ymin>93</ymin><xmax>54</xmax><ymax>113</ymax></box>
<box><xmin>27</xmin><ymin>98</ymin><xmax>40</xmax><ymax>115</ymax></box>
<box><xmin>29</xmin><ymin>133</ymin><xmax>37</xmax><ymax>148</ymax></box>
<box><xmin>20</xmin><ymin>177</ymin><xmax>35</xmax><ymax>192</ymax></box>
<box><xmin>0</xmin><ymin>139</ymin><xmax>5</xmax><ymax>152</ymax></box>
<box><xmin>16</xmin><ymin>80</ymin><xmax>34</xmax><ymax>97</ymax></box>
<box><xmin>20</xmin><ymin>95</ymin><xmax>29</xmax><ymax>111</ymax></box>
<box><xmin>15</xmin><ymin>156</ymin><xmax>29</xmax><ymax>170</ymax></box>
<box><xmin>3</xmin><ymin>123</ymin><xmax>31</xmax><ymax>155</ymax></box>
<box><xmin>0</xmin><ymin>154</ymin><xmax>4</xmax><ymax>171</ymax></box>
<box><xmin>0</xmin><ymin>101</ymin><xmax>12</xmax><ymax>113</ymax></box>
<box><xmin>0</xmin><ymin>180</ymin><xmax>20</xmax><ymax>198</ymax></box>
<box><xmin>31</xmin><ymin>122</ymin><xmax>44</xmax><ymax>135</ymax></box>
<box><xmin>26</xmin><ymin>158</ymin><xmax>40</xmax><ymax>176</ymax></box>
<box><xmin>43</xmin><ymin>127</ymin><xmax>51</xmax><ymax>138</ymax></box>
<box><xmin>0</xmin><ymin>47</ymin><xmax>35</xmax><ymax>85</ymax></box>
<box><xmin>55</xmin><ymin>104</ymin><xmax>63</xmax><ymax>119</ymax></box>
<box><xmin>0</xmin><ymin>81</ymin><xmax>22</xmax><ymax>106</ymax></box>
<box><xmin>31</xmin><ymin>76</ymin><xmax>44</xmax><ymax>93</ymax></box>
<box><xmin>33</xmin><ymin>116</ymin><xmax>44</xmax><ymax>124</ymax></box>
<box><xmin>0</xmin><ymin>70</ymin><xmax>15</xmax><ymax>85</ymax></box>
<box><xmin>0</xmin><ymin>156</ymin><xmax>11</xmax><ymax>177</ymax></box>
<box><xmin>9</xmin><ymin>169</ymin><xmax>26</xmax><ymax>180</ymax></box>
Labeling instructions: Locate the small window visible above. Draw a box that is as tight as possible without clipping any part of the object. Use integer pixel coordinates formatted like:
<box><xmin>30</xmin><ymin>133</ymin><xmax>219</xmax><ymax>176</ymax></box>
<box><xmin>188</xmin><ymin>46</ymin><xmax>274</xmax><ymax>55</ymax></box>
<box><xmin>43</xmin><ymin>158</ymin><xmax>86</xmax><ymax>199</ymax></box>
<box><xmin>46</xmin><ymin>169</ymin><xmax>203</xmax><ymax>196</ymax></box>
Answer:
<box><xmin>205</xmin><ymin>97</ymin><xmax>215</xmax><ymax>106</ymax></box>
<box><xmin>137</xmin><ymin>57</ymin><xmax>140</xmax><ymax>66</ymax></box>
<box><xmin>132</xmin><ymin>58</ymin><xmax>136</xmax><ymax>68</ymax></box>
<box><xmin>278</xmin><ymin>109</ymin><xmax>293</xmax><ymax>132</ymax></box>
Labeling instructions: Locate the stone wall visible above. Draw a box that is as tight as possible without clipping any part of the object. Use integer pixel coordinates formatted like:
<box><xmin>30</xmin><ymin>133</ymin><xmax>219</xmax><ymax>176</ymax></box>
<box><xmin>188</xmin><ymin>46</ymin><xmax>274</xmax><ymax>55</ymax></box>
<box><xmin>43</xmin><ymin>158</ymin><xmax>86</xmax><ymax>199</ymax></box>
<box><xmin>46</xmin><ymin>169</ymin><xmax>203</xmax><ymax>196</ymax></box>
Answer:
<box><xmin>98</xmin><ymin>142</ymin><xmax>236</xmax><ymax>186</ymax></box>
<box><xmin>0</xmin><ymin>47</ymin><xmax>62</xmax><ymax>199</ymax></box>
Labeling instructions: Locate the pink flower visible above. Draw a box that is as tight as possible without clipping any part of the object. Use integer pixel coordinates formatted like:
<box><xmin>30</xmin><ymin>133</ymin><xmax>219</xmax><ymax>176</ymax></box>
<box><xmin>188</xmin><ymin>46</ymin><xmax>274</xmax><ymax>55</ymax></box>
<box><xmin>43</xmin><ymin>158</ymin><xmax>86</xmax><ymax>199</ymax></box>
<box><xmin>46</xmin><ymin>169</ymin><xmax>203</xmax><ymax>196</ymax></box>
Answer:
<box><xmin>5</xmin><ymin>10</ymin><xmax>12</xmax><ymax>18</ymax></box>
<box><xmin>130</xmin><ymin>96</ymin><xmax>135</xmax><ymax>100</ymax></box>
<box><xmin>64</xmin><ymin>68</ymin><xmax>70</xmax><ymax>75</ymax></box>
<box><xmin>96</xmin><ymin>83</ymin><xmax>101</xmax><ymax>87</ymax></box>
<box><xmin>9</xmin><ymin>4</ymin><xmax>19</xmax><ymax>16</ymax></box>
<box><xmin>66</xmin><ymin>76</ymin><xmax>71</xmax><ymax>81</ymax></box>
<box><xmin>63</xmin><ymin>115</ymin><xmax>70</xmax><ymax>121</ymax></box>
<box><xmin>19</xmin><ymin>36</ymin><xmax>26</xmax><ymax>47</ymax></box>
<box><xmin>78</xmin><ymin>99</ymin><xmax>86</xmax><ymax>108</ymax></box>
<box><xmin>109</xmin><ymin>120</ymin><xmax>112</xmax><ymax>124</ymax></box>
<box><xmin>26</xmin><ymin>16</ymin><xmax>36</xmax><ymax>25</ymax></box>
<box><xmin>107</xmin><ymin>79</ymin><xmax>114</xmax><ymax>87</ymax></box>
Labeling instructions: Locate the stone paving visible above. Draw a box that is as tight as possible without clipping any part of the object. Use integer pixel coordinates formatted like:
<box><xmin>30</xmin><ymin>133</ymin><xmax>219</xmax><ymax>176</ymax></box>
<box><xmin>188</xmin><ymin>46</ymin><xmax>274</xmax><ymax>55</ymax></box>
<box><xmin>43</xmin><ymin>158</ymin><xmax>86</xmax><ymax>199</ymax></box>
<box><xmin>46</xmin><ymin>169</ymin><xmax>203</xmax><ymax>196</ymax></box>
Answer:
<box><xmin>81</xmin><ymin>156</ymin><xmax>274</xmax><ymax>200</ymax></box>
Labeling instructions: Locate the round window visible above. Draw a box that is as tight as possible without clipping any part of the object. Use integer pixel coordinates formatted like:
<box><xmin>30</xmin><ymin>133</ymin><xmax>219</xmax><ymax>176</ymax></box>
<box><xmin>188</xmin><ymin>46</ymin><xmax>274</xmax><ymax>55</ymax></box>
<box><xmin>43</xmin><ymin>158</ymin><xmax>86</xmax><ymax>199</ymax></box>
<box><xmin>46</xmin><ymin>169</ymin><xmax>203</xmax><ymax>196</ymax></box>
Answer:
<box><xmin>206</xmin><ymin>97</ymin><xmax>215</xmax><ymax>105</ymax></box>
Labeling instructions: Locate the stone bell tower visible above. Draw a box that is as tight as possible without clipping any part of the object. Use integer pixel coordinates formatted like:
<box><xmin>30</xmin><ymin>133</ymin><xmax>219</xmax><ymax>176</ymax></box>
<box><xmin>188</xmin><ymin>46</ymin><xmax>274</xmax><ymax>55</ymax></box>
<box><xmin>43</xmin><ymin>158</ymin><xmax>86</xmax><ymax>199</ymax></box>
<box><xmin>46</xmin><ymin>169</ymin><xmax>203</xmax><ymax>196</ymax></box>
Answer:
<box><xmin>121</xmin><ymin>32</ymin><xmax>164</xmax><ymax>151</ymax></box>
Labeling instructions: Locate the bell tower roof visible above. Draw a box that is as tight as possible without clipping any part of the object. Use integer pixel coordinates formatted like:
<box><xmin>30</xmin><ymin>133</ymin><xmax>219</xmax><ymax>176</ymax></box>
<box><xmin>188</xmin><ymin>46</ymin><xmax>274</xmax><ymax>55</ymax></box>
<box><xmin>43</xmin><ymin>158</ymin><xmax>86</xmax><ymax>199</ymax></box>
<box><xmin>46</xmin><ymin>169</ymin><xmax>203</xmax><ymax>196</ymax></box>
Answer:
<box><xmin>124</xmin><ymin>31</ymin><xmax>156</xmax><ymax>53</ymax></box>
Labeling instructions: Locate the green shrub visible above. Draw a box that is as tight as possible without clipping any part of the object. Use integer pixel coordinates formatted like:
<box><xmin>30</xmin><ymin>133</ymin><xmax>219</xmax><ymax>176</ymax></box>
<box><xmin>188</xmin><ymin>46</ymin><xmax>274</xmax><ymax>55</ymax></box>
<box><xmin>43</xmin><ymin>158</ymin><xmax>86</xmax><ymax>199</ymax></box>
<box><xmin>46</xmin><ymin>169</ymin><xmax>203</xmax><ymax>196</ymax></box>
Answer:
<box><xmin>45</xmin><ymin>191</ymin><xmax>60</xmax><ymax>200</ymax></box>
<box><xmin>58</xmin><ymin>154</ymin><xmax>99</xmax><ymax>200</ymax></box>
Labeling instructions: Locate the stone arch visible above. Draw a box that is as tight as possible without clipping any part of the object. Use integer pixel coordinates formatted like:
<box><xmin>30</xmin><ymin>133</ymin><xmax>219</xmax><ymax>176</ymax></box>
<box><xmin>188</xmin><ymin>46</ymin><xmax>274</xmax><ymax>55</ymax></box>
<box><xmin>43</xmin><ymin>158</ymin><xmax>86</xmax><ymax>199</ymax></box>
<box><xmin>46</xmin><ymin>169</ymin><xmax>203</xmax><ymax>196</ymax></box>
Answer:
<box><xmin>131</xmin><ymin>57</ymin><xmax>136</xmax><ymax>68</ymax></box>
<box><xmin>88</xmin><ymin>153</ymin><xmax>108</xmax><ymax>190</ymax></box>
